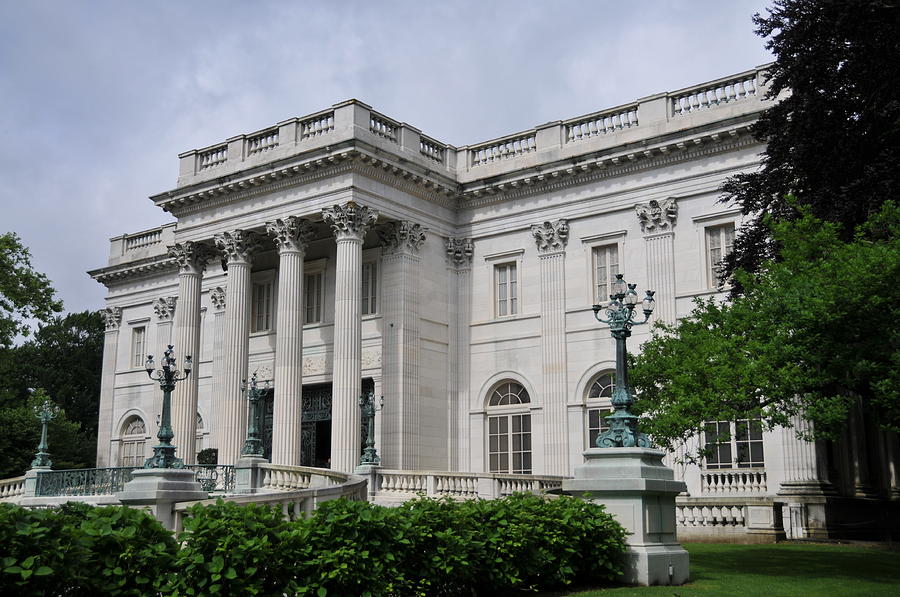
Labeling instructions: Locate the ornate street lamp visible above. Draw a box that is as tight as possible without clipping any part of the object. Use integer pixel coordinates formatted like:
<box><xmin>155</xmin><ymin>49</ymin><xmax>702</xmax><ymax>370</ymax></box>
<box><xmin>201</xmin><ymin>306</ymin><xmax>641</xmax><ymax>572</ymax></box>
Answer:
<box><xmin>143</xmin><ymin>345</ymin><xmax>192</xmax><ymax>468</ymax></box>
<box><xmin>591</xmin><ymin>273</ymin><xmax>656</xmax><ymax>448</ymax></box>
<box><xmin>359</xmin><ymin>391</ymin><xmax>384</xmax><ymax>466</ymax></box>
<box><xmin>240</xmin><ymin>372</ymin><xmax>270</xmax><ymax>458</ymax></box>
<box><xmin>31</xmin><ymin>399</ymin><xmax>60</xmax><ymax>468</ymax></box>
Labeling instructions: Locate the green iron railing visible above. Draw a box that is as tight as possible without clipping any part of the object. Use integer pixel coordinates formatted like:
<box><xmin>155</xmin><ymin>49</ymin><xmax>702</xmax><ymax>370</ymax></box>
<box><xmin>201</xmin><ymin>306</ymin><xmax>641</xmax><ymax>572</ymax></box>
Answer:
<box><xmin>34</xmin><ymin>465</ymin><xmax>235</xmax><ymax>497</ymax></box>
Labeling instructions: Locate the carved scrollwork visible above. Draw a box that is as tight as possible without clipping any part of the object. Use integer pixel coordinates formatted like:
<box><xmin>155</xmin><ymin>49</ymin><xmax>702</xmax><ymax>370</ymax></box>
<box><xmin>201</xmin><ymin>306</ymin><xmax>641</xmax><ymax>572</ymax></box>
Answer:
<box><xmin>531</xmin><ymin>219</ymin><xmax>569</xmax><ymax>253</ymax></box>
<box><xmin>635</xmin><ymin>197</ymin><xmax>678</xmax><ymax>234</ymax></box>
<box><xmin>210</xmin><ymin>286</ymin><xmax>226</xmax><ymax>311</ymax></box>
<box><xmin>101</xmin><ymin>307</ymin><xmax>122</xmax><ymax>330</ymax></box>
<box><xmin>380</xmin><ymin>221</ymin><xmax>427</xmax><ymax>255</ymax></box>
<box><xmin>322</xmin><ymin>201</ymin><xmax>378</xmax><ymax>241</ymax></box>
<box><xmin>168</xmin><ymin>241</ymin><xmax>212</xmax><ymax>275</ymax></box>
<box><xmin>266</xmin><ymin>216</ymin><xmax>315</xmax><ymax>254</ymax></box>
<box><xmin>214</xmin><ymin>230</ymin><xmax>262</xmax><ymax>265</ymax></box>
<box><xmin>446</xmin><ymin>237</ymin><xmax>474</xmax><ymax>267</ymax></box>
<box><xmin>152</xmin><ymin>296</ymin><xmax>177</xmax><ymax>321</ymax></box>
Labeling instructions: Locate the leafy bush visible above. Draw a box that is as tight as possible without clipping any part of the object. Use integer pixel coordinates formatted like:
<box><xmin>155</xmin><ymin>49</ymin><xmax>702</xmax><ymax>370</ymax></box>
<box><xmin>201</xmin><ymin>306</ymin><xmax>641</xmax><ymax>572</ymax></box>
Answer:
<box><xmin>197</xmin><ymin>448</ymin><xmax>218</xmax><ymax>465</ymax></box>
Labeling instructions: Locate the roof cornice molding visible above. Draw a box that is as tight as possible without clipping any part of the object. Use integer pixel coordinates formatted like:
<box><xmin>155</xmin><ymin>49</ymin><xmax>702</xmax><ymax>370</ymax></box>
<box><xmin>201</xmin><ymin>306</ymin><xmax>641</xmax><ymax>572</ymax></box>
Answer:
<box><xmin>88</xmin><ymin>256</ymin><xmax>178</xmax><ymax>287</ymax></box>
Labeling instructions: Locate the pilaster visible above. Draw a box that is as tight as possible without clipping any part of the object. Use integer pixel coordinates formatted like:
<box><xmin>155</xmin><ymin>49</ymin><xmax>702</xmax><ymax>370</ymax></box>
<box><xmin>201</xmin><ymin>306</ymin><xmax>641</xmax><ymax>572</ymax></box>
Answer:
<box><xmin>152</xmin><ymin>296</ymin><xmax>177</xmax><ymax>363</ymax></box>
<box><xmin>214</xmin><ymin>230</ymin><xmax>262</xmax><ymax>465</ymax></box>
<box><xmin>266</xmin><ymin>216</ymin><xmax>314</xmax><ymax>465</ymax></box>
<box><xmin>96</xmin><ymin>307</ymin><xmax>122</xmax><ymax>467</ymax></box>
<box><xmin>323</xmin><ymin>201</ymin><xmax>378</xmax><ymax>472</ymax></box>
<box><xmin>446</xmin><ymin>237</ymin><xmax>473</xmax><ymax>471</ymax></box>
<box><xmin>635</xmin><ymin>198</ymin><xmax>677</xmax><ymax>323</ymax></box>
<box><xmin>168</xmin><ymin>242</ymin><xmax>210</xmax><ymax>465</ymax></box>
<box><xmin>532</xmin><ymin>219</ymin><xmax>569</xmax><ymax>475</ymax></box>
<box><xmin>379</xmin><ymin>220</ymin><xmax>427</xmax><ymax>469</ymax></box>
<box><xmin>209</xmin><ymin>286</ymin><xmax>226</xmax><ymax>459</ymax></box>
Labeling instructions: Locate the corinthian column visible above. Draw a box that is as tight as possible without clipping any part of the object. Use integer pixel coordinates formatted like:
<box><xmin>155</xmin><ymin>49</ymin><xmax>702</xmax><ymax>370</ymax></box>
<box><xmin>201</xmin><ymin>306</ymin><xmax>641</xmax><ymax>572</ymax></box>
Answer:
<box><xmin>532</xmin><ymin>219</ymin><xmax>570</xmax><ymax>475</ymax></box>
<box><xmin>446</xmin><ymin>237</ymin><xmax>473</xmax><ymax>471</ymax></box>
<box><xmin>266</xmin><ymin>216</ymin><xmax>315</xmax><ymax>466</ymax></box>
<box><xmin>214</xmin><ymin>230</ymin><xmax>262</xmax><ymax>465</ymax></box>
<box><xmin>635</xmin><ymin>198</ymin><xmax>677</xmax><ymax>323</ymax></box>
<box><xmin>380</xmin><ymin>221</ymin><xmax>427</xmax><ymax>469</ymax></box>
<box><xmin>96</xmin><ymin>307</ymin><xmax>122</xmax><ymax>467</ymax></box>
<box><xmin>323</xmin><ymin>201</ymin><xmax>378</xmax><ymax>472</ymax></box>
<box><xmin>168</xmin><ymin>242</ymin><xmax>210</xmax><ymax>465</ymax></box>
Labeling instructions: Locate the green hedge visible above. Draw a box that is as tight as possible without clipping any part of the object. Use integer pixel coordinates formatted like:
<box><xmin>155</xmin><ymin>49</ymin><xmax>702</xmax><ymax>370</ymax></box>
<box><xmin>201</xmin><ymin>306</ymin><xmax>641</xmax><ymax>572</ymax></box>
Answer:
<box><xmin>1</xmin><ymin>494</ymin><xmax>627</xmax><ymax>596</ymax></box>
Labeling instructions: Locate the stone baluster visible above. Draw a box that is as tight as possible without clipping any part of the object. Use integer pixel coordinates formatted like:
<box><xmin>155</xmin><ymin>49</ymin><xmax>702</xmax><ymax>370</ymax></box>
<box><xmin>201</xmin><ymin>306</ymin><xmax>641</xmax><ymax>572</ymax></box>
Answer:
<box><xmin>95</xmin><ymin>307</ymin><xmax>122</xmax><ymax>466</ymax></box>
<box><xmin>532</xmin><ymin>219</ymin><xmax>570</xmax><ymax>476</ymax></box>
<box><xmin>266</xmin><ymin>217</ymin><xmax>315</xmax><ymax>466</ymax></box>
<box><xmin>169</xmin><ymin>242</ymin><xmax>210</xmax><ymax>465</ymax></box>
<box><xmin>635</xmin><ymin>198</ymin><xmax>678</xmax><ymax>323</ymax></box>
<box><xmin>379</xmin><ymin>220</ymin><xmax>427</xmax><ymax>469</ymax></box>
<box><xmin>214</xmin><ymin>230</ymin><xmax>262</xmax><ymax>465</ymax></box>
<box><xmin>323</xmin><ymin>201</ymin><xmax>378</xmax><ymax>472</ymax></box>
<box><xmin>446</xmin><ymin>237</ymin><xmax>474</xmax><ymax>471</ymax></box>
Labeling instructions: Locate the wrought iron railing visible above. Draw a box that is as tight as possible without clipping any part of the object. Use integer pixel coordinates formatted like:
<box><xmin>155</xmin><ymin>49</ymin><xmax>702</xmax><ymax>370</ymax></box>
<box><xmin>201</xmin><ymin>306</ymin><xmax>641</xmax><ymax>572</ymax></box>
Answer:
<box><xmin>35</xmin><ymin>467</ymin><xmax>138</xmax><ymax>497</ymax></box>
<box><xmin>186</xmin><ymin>465</ymin><xmax>235</xmax><ymax>493</ymax></box>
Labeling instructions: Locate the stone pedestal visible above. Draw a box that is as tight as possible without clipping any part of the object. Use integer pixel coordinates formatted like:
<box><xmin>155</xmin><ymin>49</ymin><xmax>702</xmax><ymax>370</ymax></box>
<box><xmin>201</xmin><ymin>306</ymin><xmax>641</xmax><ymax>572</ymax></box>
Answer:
<box><xmin>234</xmin><ymin>456</ymin><xmax>269</xmax><ymax>494</ymax></box>
<box><xmin>117</xmin><ymin>469</ymin><xmax>207</xmax><ymax>530</ymax></box>
<box><xmin>354</xmin><ymin>464</ymin><xmax>381</xmax><ymax>500</ymax></box>
<box><xmin>22</xmin><ymin>466</ymin><xmax>49</xmax><ymax>498</ymax></box>
<box><xmin>563</xmin><ymin>448</ymin><xmax>689</xmax><ymax>586</ymax></box>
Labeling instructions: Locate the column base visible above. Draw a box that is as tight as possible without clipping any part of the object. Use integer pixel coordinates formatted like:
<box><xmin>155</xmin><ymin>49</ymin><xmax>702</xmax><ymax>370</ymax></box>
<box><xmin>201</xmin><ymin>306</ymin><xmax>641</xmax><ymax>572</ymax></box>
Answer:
<box><xmin>117</xmin><ymin>469</ymin><xmax>207</xmax><ymax>530</ymax></box>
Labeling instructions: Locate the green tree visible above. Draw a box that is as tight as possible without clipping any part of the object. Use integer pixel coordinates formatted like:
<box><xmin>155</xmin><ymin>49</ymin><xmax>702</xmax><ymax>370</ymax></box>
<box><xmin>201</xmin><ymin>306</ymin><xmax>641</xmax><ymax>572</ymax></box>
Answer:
<box><xmin>631</xmin><ymin>202</ymin><xmax>900</xmax><ymax>453</ymax></box>
<box><xmin>720</xmin><ymin>0</ymin><xmax>900</xmax><ymax>291</ymax></box>
<box><xmin>0</xmin><ymin>232</ymin><xmax>63</xmax><ymax>347</ymax></box>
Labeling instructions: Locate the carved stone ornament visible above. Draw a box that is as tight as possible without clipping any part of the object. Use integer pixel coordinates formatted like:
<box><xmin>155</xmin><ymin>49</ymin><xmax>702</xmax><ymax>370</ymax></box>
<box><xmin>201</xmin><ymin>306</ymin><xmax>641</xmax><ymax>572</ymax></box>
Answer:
<box><xmin>210</xmin><ymin>286</ymin><xmax>226</xmax><ymax>311</ymax></box>
<box><xmin>168</xmin><ymin>241</ymin><xmax>212</xmax><ymax>275</ymax></box>
<box><xmin>380</xmin><ymin>221</ymin><xmax>427</xmax><ymax>255</ymax></box>
<box><xmin>531</xmin><ymin>219</ymin><xmax>569</xmax><ymax>253</ymax></box>
<box><xmin>635</xmin><ymin>197</ymin><xmax>678</xmax><ymax>234</ymax></box>
<box><xmin>322</xmin><ymin>201</ymin><xmax>378</xmax><ymax>241</ymax></box>
<box><xmin>266</xmin><ymin>216</ymin><xmax>315</xmax><ymax>253</ymax></box>
<box><xmin>214</xmin><ymin>229</ymin><xmax>262</xmax><ymax>264</ymax></box>
<box><xmin>152</xmin><ymin>296</ymin><xmax>177</xmax><ymax>321</ymax></box>
<box><xmin>446</xmin><ymin>237</ymin><xmax>474</xmax><ymax>267</ymax></box>
<box><xmin>101</xmin><ymin>306</ymin><xmax>122</xmax><ymax>330</ymax></box>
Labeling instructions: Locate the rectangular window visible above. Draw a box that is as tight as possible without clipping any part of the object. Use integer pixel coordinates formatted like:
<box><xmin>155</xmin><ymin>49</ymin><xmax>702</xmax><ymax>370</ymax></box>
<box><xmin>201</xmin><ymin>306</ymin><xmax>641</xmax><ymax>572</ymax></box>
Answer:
<box><xmin>120</xmin><ymin>439</ymin><xmax>145</xmax><ymax>468</ymax></box>
<box><xmin>362</xmin><ymin>261</ymin><xmax>378</xmax><ymax>316</ymax></box>
<box><xmin>706</xmin><ymin>223</ymin><xmax>736</xmax><ymax>287</ymax></box>
<box><xmin>304</xmin><ymin>271</ymin><xmax>323</xmax><ymax>324</ymax></box>
<box><xmin>735</xmin><ymin>418</ymin><xmax>765</xmax><ymax>468</ymax></box>
<box><xmin>704</xmin><ymin>419</ymin><xmax>764</xmax><ymax>469</ymax></box>
<box><xmin>488</xmin><ymin>414</ymin><xmax>532</xmax><ymax>474</ymax></box>
<box><xmin>251</xmin><ymin>280</ymin><xmax>274</xmax><ymax>332</ymax></box>
<box><xmin>495</xmin><ymin>263</ymin><xmax>518</xmax><ymax>317</ymax></box>
<box><xmin>587</xmin><ymin>408</ymin><xmax>612</xmax><ymax>448</ymax></box>
<box><xmin>130</xmin><ymin>326</ymin><xmax>146</xmax><ymax>368</ymax></box>
<box><xmin>592</xmin><ymin>245</ymin><xmax>620</xmax><ymax>304</ymax></box>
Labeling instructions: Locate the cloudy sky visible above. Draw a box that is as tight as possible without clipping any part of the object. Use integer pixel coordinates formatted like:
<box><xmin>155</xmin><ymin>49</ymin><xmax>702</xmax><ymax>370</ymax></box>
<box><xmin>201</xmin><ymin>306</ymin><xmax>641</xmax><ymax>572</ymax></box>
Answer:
<box><xmin>0</xmin><ymin>0</ymin><xmax>771</xmax><ymax>316</ymax></box>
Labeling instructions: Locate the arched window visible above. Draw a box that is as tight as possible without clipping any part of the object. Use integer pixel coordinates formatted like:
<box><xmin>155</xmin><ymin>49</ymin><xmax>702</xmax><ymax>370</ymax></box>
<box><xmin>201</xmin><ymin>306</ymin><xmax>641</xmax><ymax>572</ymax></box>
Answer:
<box><xmin>487</xmin><ymin>381</ymin><xmax>532</xmax><ymax>474</ymax></box>
<box><xmin>119</xmin><ymin>416</ymin><xmax>146</xmax><ymax>467</ymax></box>
<box><xmin>586</xmin><ymin>371</ymin><xmax>615</xmax><ymax>448</ymax></box>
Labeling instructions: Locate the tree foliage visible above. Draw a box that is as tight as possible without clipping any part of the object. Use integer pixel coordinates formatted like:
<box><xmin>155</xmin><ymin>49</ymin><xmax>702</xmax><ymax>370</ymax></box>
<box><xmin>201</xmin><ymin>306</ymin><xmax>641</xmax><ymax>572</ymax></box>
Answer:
<box><xmin>720</xmin><ymin>0</ymin><xmax>900</xmax><ymax>290</ymax></box>
<box><xmin>0</xmin><ymin>232</ymin><xmax>62</xmax><ymax>347</ymax></box>
<box><xmin>631</xmin><ymin>202</ymin><xmax>900</xmax><ymax>453</ymax></box>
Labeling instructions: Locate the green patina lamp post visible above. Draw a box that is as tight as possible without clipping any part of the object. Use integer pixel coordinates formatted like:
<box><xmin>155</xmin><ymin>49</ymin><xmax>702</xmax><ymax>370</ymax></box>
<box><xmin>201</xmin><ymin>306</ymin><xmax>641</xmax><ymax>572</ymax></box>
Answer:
<box><xmin>591</xmin><ymin>273</ymin><xmax>656</xmax><ymax>448</ymax></box>
<box><xmin>31</xmin><ymin>399</ymin><xmax>60</xmax><ymax>468</ymax></box>
<box><xmin>359</xmin><ymin>391</ymin><xmax>384</xmax><ymax>465</ymax></box>
<box><xmin>143</xmin><ymin>345</ymin><xmax>192</xmax><ymax>468</ymax></box>
<box><xmin>240</xmin><ymin>373</ymin><xmax>270</xmax><ymax>458</ymax></box>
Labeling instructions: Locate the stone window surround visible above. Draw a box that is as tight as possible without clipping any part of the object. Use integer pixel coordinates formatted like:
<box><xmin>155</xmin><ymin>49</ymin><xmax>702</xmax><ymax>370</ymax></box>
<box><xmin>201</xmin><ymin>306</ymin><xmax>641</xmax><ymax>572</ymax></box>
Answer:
<box><xmin>250</xmin><ymin>269</ymin><xmax>276</xmax><ymax>335</ymax></box>
<box><xmin>303</xmin><ymin>257</ymin><xmax>328</xmax><ymax>325</ymax></box>
<box><xmin>361</xmin><ymin>247</ymin><xmax>381</xmax><ymax>318</ymax></box>
<box><xmin>485</xmin><ymin>380</ymin><xmax>533</xmax><ymax>474</ymax></box>
<box><xmin>124</xmin><ymin>316</ymin><xmax>150</xmax><ymax>371</ymax></box>
<box><xmin>692</xmin><ymin>209</ymin><xmax>741</xmax><ymax>291</ymax></box>
<box><xmin>484</xmin><ymin>248</ymin><xmax>525</xmax><ymax>320</ymax></box>
<box><xmin>584</xmin><ymin>369</ymin><xmax>616</xmax><ymax>449</ymax></box>
<box><xmin>580</xmin><ymin>230</ymin><xmax>627</xmax><ymax>307</ymax></box>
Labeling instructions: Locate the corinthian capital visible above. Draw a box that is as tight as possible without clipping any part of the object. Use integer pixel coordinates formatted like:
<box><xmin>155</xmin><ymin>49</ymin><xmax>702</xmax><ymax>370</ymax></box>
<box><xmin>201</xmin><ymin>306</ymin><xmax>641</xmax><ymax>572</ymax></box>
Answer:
<box><xmin>635</xmin><ymin>197</ymin><xmax>677</xmax><ymax>234</ymax></box>
<box><xmin>210</xmin><ymin>286</ymin><xmax>226</xmax><ymax>311</ymax></box>
<box><xmin>446</xmin><ymin>237</ymin><xmax>474</xmax><ymax>267</ymax></box>
<box><xmin>214</xmin><ymin>230</ymin><xmax>262</xmax><ymax>265</ymax></box>
<box><xmin>101</xmin><ymin>307</ymin><xmax>122</xmax><ymax>330</ymax></box>
<box><xmin>168</xmin><ymin>241</ymin><xmax>212</xmax><ymax>275</ymax></box>
<box><xmin>380</xmin><ymin>221</ymin><xmax>427</xmax><ymax>255</ymax></box>
<box><xmin>266</xmin><ymin>216</ymin><xmax>315</xmax><ymax>254</ymax></box>
<box><xmin>152</xmin><ymin>296</ymin><xmax>177</xmax><ymax>321</ymax></box>
<box><xmin>322</xmin><ymin>201</ymin><xmax>378</xmax><ymax>241</ymax></box>
<box><xmin>531</xmin><ymin>219</ymin><xmax>569</xmax><ymax>254</ymax></box>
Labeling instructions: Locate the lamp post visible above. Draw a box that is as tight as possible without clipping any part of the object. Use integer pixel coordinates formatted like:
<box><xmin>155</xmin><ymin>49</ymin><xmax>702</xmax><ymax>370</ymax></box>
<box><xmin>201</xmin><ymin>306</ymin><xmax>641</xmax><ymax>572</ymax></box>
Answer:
<box><xmin>31</xmin><ymin>399</ymin><xmax>60</xmax><ymax>468</ymax></box>
<box><xmin>144</xmin><ymin>345</ymin><xmax>192</xmax><ymax>468</ymax></box>
<box><xmin>591</xmin><ymin>273</ymin><xmax>656</xmax><ymax>448</ymax></box>
<box><xmin>359</xmin><ymin>391</ymin><xmax>384</xmax><ymax>465</ymax></box>
<box><xmin>240</xmin><ymin>372</ymin><xmax>270</xmax><ymax>458</ymax></box>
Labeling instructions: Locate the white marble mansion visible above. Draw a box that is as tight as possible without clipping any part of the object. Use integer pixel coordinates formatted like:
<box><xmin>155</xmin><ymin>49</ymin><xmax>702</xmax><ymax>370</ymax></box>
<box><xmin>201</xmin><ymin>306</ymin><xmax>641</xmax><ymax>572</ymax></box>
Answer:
<box><xmin>89</xmin><ymin>65</ymin><xmax>899</xmax><ymax>540</ymax></box>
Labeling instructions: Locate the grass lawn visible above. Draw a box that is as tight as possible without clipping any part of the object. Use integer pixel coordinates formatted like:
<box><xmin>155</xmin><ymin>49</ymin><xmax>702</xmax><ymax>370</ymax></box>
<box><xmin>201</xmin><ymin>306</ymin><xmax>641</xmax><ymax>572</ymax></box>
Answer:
<box><xmin>568</xmin><ymin>542</ymin><xmax>900</xmax><ymax>596</ymax></box>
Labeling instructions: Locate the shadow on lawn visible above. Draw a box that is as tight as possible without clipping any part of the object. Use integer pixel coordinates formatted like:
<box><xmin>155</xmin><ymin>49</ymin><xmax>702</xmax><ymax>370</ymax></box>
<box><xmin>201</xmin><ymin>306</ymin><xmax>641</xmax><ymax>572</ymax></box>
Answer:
<box><xmin>690</xmin><ymin>545</ymin><xmax>900</xmax><ymax>586</ymax></box>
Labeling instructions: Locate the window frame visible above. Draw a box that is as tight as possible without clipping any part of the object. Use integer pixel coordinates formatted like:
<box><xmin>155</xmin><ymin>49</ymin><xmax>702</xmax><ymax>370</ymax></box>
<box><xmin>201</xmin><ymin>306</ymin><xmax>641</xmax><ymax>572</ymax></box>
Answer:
<box><xmin>361</xmin><ymin>249</ymin><xmax>380</xmax><ymax>317</ymax></box>
<box><xmin>581</xmin><ymin>231</ymin><xmax>627</xmax><ymax>306</ymax></box>
<box><xmin>585</xmin><ymin>370</ymin><xmax>615</xmax><ymax>449</ymax></box>
<box><xmin>704</xmin><ymin>222</ymin><xmax>736</xmax><ymax>288</ymax></box>
<box><xmin>494</xmin><ymin>262</ymin><xmax>519</xmax><ymax>318</ymax></box>
<box><xmin>692</xmin><ymin>210</ymin><xmax>741</xmax><ymax>292</ymax></box>
<box><xmin>486</xmin><ymin>381</ymin><xmax>533</xmax><ymax>474</ymax></box>
<box><xmin>703</xmin><ymin>418</ymin><xmax>765</xmax><ymax>470</ymax></box>
<box><xmin>483</xmin><ymin>249</ymin><xmax>525</xmax><ymax>321</ymax></box>
<box><xmin>119</xmin><ymin>416</ymin><xmax>148</xmax><ymax>468</ymax></box>
<box><xmin>250</xmin><ymin>270</ymin><xmax>276</xmax><ymax>334</ymax></box>
<box><xmin>303</xmin><ymin>258</ymin><xmax>328</xmax><ymax>326</ymax></box>
<box><xmin>130</xmin><ymin>325</ymin><xmax>147</xmax><ymax>369</ymax></box>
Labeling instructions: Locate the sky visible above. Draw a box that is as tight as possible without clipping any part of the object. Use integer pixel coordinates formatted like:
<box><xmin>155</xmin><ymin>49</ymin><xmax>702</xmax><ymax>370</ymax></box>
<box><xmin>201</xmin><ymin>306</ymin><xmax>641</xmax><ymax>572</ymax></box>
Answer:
<box><xmin>0</xmin><ymin>0</ymin><xmax>772</xmax><ymax>318</ymax></box>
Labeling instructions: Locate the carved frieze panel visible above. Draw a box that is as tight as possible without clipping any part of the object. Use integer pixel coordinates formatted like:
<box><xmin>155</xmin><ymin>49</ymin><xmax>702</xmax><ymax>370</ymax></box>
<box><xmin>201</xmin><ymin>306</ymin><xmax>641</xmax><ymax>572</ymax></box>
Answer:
<box><xmin>531</xmin><ymin>219</ymin><xmax>569</xmax><ymax>253</ymax></box>
<box><xmin>152</xmin><ymin>296</ymin><xmax>177</xmax><ymax>321</ymax></box>
<box><xmin>446</xmin><ymin>237</ymin><xmax>474</xmax><ymax>267</ymax></box>
<box><xmin>210</xmin><ymin>286</ymin><xmax>226</xmax><ymax>311</ymax></box>
<box><xmin>380</xmin><ymin>221</ymin><xmax>427</xmax><ymax>255</ymax></box>
<box><xmin>101</xmin><ymin>306</ymin><xmax>122</xmax><ymax>330</ymax></box>
<box><xmin>635</xmin><ymin>198</ymin><xmax>678</xmax><ymax>234</ymax></box>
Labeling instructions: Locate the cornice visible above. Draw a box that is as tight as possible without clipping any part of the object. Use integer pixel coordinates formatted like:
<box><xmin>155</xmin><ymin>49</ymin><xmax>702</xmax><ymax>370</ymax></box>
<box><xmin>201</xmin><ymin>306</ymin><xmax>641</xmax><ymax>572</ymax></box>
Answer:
<box><xmin>88</xmin><ymin>255</ymin><xmax>178</xmax><ymax>287</ymax></box>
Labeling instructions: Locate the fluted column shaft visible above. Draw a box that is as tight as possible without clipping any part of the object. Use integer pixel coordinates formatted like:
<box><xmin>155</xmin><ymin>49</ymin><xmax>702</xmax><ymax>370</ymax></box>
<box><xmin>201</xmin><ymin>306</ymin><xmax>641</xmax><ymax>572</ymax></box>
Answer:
<box><xmin>268</xmin><ymin>216</ymin><xmax>313</xmax><ymax>466</ymax></box>
<box><xmin>96</xmin><ymin>307</ymin><xmax>122</xmax><ymax>467</ymax></box>
<box><xmin>324</xmin><ymin>202</ymin><xmax>377</xmax><ymax>472</ymax></box>
<box><xmin>168</xmin><ymin>242</ymin><xmax>208</xmax><ymax>465</ymax></box>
